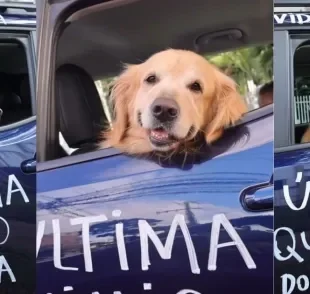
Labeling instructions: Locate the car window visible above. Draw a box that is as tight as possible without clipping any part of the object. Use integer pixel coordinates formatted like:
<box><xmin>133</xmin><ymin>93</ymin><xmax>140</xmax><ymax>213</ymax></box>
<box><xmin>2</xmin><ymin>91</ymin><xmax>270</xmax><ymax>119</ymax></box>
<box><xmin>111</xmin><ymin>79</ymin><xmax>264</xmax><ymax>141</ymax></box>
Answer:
<box><xmin>95</xmin><ymin>45</ymin><xmax>273</xmax><ymax>120</ymax></box>
<box><xmin>56</xmin><ymin>44</ymin><xmax>273</xmax><ymax>157</ymax></box>
<box><xmin>293</xmin><ymin>41</ymin><xmax>310</xmax><ymax>145</ymax></box>
<box><xmin>0</xmin><ymin>40</ymin><xmax>33</xmax><ymax>128</ymax></box>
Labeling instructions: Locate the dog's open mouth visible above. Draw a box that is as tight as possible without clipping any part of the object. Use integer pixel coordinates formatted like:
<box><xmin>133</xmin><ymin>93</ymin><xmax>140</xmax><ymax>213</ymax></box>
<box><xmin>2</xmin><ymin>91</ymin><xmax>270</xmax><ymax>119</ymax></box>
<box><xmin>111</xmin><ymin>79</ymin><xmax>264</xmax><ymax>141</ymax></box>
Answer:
<box><xmin>149</xmin><ymin>127</ymin><xmax>179</xmax><ymax>147</ymax></box>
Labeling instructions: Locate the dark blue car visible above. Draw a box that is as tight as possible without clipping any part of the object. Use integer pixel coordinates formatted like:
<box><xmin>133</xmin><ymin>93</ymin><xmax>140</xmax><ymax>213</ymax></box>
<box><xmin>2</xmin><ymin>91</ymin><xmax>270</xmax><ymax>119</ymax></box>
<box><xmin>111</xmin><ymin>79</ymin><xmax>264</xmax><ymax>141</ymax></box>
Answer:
<box><xmin>274</xmin><ymin>2</ymin><xmax>310</xmax><ymax>294</ymax></box>
<box><xmin>0</xmin><ymin>0</ymin><xmax>36</xmax><ymax>292</ymax></box>
<box><xmin>35</xmin><ymin>0</ymin><xmax>273</xmax><ymax>293</ymax></box>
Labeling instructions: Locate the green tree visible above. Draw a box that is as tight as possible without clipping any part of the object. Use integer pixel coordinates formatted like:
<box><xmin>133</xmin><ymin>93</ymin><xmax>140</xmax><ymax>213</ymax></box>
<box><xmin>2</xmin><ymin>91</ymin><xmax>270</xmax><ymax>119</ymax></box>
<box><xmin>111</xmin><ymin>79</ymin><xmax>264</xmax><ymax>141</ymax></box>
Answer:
<box><xmin>207</xmin><ymin>44</ymin><xmax>273</xmax><ymax>95</ymax></box>
<box><xmin>98</xmin><ymin>44</ymin><xmax>273</xmax><ymax>111</ymax></box>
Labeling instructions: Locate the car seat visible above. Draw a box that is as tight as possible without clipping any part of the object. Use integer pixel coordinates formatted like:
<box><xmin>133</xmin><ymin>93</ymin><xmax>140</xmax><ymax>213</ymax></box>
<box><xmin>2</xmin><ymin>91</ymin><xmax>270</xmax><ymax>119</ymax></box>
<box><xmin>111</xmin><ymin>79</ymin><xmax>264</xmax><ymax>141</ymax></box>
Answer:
<box><xmin>55</xmin><ymin>64</ymin><xmax>107</xmax><ymax>155</ymax></box>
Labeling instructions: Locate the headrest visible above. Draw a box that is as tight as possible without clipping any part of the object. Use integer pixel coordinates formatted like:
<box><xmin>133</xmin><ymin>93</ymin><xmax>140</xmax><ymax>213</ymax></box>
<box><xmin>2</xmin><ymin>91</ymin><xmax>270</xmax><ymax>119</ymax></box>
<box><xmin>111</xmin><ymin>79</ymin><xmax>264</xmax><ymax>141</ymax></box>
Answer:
<box><xmin>55</xmin><ymin>64</ymin><xmax>107</xmax><ymax>148</ymax></box>
<box><xmin>0</xmin><ymin>92</ymin><xmax>22</xmax><ymax>108</ymax></box>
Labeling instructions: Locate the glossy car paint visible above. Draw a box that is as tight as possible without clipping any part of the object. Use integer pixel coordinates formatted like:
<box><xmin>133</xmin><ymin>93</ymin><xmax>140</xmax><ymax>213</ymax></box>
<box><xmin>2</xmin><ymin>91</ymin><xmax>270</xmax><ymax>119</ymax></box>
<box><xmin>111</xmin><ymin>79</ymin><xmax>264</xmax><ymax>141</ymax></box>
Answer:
<box><xmin>274</xmin><ymin>148</ymin><xmax>310</xmax><ymax>293</ymax></box>
<box><xmin>37</xmin><ymin>110</ymin><xmax>273</xmax><ymax>294</ymax></box>
<box><xmin>0</xmin><ymin>120</ymin><xmax>36</xmax><ymax>291</ymax></box>
<box><xmin>0</xmin><ymin>8</ymin><xmax>36</xmax><ymax>292</ymax></box>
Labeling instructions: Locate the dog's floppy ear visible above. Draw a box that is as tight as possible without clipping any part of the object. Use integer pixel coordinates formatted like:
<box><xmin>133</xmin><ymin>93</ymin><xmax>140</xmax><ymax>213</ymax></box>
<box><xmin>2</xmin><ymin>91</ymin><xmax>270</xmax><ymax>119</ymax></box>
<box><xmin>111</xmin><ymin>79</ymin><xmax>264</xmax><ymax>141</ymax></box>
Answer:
<box><xmin>104</xmin><ymin>64</ymin><xmax>140</xmax><ymax>145</ymax></box>
<box><xmin>204</xmin><ymin>68</ymin><xmax>248</xmax><ymax>143</ymax></box>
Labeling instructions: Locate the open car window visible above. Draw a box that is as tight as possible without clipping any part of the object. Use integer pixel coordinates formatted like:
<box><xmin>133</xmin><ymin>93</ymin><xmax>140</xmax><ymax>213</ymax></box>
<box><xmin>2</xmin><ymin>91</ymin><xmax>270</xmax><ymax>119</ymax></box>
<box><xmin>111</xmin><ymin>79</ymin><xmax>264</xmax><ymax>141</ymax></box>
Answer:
<box><xmin>37</xmin><ymin>0</ymin><xmax>273</xmax><ymax>163</ymax></box>
<box><xmin>294</xmin><ymin>41</ymin><xmax>310</xmax><ymax>144</ymax></box>
<box><xmin>57</xmin><ymin>44</ymin><xmax>273</xmax><ymax>157</ymax></box>
<box><xmin>0</xmin><ymin>39</ymin><xmax>34</xmax><ymax>129</ymax></box>
<box><xmin>274</xmin><ymin>7</ymin><xmax>310</xmax><ymax>149</ymax></box>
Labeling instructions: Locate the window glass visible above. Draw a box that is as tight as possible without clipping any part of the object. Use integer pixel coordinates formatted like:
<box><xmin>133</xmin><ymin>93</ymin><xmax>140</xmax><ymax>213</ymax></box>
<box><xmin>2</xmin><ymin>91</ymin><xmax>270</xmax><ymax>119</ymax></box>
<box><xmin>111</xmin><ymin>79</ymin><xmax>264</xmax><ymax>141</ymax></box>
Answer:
<box><xmin>0</xmin><ymin>40</ymin><xmax>32</xmax><ymax>128</ymax></box>
<box><xmin>293</xmin><ymin>41</ymin><xmax>310</xmax><ymax>144</ymax></box>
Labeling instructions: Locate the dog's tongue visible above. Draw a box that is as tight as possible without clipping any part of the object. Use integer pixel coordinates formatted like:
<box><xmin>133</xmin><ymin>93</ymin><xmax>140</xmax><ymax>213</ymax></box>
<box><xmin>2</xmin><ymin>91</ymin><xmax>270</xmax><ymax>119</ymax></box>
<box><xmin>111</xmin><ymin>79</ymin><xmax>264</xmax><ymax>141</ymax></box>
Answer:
<box><xmin>150</xmin><ymin>129</ymin><xmax>169</xmax><ymax>140</ymax></box>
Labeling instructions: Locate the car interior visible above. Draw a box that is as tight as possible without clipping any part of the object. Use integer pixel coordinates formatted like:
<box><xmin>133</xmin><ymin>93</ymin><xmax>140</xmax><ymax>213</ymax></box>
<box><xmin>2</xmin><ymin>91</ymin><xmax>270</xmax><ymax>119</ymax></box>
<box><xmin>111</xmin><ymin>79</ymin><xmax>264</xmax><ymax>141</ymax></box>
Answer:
<box><xmin>0</xmin><ymin>41</ymin><xmax>32</xmax><ymax>127</ymax></box>
<box><xmin>53</xmin><ymin>0</ymin><xmax>273</xmax><ymax>157</ymax></box>
<box><xmin>293</xmin><ymin>42</ymin><xmax>310</xmax><ymax>144</ymax></box>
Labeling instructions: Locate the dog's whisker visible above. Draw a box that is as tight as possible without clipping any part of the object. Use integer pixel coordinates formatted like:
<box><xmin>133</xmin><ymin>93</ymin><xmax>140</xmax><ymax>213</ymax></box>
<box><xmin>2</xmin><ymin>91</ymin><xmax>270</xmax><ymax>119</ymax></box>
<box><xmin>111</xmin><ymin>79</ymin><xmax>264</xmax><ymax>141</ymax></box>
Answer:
<box><xmin>181</xmin><ymin>152</ymin><xmax>188</xmax><ymax>168</ymax></box>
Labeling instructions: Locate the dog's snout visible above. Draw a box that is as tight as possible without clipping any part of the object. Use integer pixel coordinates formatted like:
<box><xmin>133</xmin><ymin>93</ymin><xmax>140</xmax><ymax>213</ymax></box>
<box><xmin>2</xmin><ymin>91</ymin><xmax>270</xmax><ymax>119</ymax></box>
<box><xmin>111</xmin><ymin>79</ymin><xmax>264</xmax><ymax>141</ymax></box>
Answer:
<box><xmin>151</xmin><ymin>98</ymin><xmax>179</xmax><ymax>122</ymax></box>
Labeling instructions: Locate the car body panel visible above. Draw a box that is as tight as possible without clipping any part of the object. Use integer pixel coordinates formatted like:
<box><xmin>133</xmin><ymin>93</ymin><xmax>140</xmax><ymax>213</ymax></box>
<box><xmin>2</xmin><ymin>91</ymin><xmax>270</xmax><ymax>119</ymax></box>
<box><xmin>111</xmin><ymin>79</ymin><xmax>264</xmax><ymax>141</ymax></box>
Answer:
<box><xmin>274</xmin><ymin>148</ymin><xmax>310</xmax><ymax>294</ymax></box>
<box><xmin>274</xmin><ymin>6</ymin><xmax>310</xmax><ymax>294</ymax></box>
<box><xmin>37</xmin><ymin>112</ymin><xmax>273</xmax><ymax>294</ymax></box>
<box><xmin>0</xmin><ymin>5</ymin><xmax>36</xmax><ymax>292</ymax></box>
<box><xmin>36</xmin><ymin>0</ymin><xmax>274</xmax><ymax>292</ymax></box>
<box><xmin>0</xmin><ymin>121</ymin><xmax>36</xmax><ymax>291</ymax></box>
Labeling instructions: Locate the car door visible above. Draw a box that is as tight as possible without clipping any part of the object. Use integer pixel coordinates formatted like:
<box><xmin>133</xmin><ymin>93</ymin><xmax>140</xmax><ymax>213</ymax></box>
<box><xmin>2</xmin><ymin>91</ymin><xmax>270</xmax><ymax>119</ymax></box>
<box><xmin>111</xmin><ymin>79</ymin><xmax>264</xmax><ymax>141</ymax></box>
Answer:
<box><xmin>274</xmin><ymin>11</ymin><xmax>310</xmax><ymax>294</ymax></box>
<box><xmin>0</xmin><ymin>5</ymin><xmax>36</xmax><ymax>293</ymax></box>
<box><xmin>36</xmin><ymin>1</ymin><xmax>273</xmax><ymax>293</ymax></box>
<box><xmin>36</xmin><ymin>109</ymin><xmax>273</xmax><ymax>294</ymax></box>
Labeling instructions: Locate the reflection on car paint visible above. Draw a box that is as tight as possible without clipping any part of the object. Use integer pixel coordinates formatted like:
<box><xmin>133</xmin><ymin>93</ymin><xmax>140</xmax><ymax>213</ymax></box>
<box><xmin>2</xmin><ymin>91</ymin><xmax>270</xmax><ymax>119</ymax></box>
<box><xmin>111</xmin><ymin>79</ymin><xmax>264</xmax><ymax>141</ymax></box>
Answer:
<box><xmin>274</xmin><ymin>147</ymin><xmax>310</xmax><ymax>294</ymax></box>
<box><xmin>37</xmin><ymin>113</ymin><xmax>273</xmax><ymax>294</ymax></box>
<box><xmin>0</xmin><ymin>120</ymin><xmax>36</xmax><ymax>291</ymax></box>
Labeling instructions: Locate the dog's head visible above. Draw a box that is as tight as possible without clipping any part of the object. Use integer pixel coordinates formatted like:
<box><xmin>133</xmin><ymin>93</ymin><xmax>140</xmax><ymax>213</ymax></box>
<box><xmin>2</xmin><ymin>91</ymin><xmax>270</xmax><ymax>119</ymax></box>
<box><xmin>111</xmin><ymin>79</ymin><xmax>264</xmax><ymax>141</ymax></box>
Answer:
<box><xmin>104</xmin><ymin>49</ymin><xmax>247</xmax><ymax>154</ymax></box>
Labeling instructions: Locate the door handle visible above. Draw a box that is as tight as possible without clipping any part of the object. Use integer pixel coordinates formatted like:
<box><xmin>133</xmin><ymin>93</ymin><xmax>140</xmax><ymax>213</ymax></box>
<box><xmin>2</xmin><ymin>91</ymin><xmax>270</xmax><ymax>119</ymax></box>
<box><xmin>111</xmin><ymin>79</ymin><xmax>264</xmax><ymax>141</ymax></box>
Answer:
<box><xmin>21</xmin><ymin>158</ymin><xmax>36</xmax><ymax>174</ymax></box>
<box><xmin>240</xmin><ymin>175</ymin><xmax>273</xmax><ymax>212</ymax></box>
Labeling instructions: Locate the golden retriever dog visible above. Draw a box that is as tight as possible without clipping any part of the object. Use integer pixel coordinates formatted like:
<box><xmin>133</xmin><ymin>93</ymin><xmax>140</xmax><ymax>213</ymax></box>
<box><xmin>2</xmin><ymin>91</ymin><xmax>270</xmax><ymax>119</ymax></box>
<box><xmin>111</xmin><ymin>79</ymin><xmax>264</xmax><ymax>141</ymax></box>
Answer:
<box><xmin>101</xmin><ymin>49</ymin><xmax>248</xmax><ymax>154</ymax></box>
<box><xmin>301</xmin><ymin>127</ymin><xmax>310</xmax><ymax>143</ymax></box>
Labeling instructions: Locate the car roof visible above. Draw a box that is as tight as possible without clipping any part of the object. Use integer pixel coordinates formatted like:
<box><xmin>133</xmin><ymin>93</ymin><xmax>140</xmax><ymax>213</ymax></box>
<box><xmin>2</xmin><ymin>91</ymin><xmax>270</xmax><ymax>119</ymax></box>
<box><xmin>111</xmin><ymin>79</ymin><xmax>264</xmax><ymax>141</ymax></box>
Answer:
<box><xmin>56</xmin><ymin>0</ymin><xmax>272</xmax><ymax>79</ymax></box>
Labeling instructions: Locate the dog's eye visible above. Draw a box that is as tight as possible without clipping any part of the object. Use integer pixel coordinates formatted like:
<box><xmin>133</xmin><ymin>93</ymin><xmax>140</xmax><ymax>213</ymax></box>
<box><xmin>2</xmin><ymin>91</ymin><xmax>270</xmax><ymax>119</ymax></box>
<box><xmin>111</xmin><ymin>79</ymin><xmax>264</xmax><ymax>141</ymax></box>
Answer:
<box><xmin>145</xmin><ymin>74</ymin><xmax>158</xmax><ymax>84</ymax></box>
<box><xmin>189</xmin><ymin>82</ymin><xmax>202</xmax><ymax>93</ymax></box>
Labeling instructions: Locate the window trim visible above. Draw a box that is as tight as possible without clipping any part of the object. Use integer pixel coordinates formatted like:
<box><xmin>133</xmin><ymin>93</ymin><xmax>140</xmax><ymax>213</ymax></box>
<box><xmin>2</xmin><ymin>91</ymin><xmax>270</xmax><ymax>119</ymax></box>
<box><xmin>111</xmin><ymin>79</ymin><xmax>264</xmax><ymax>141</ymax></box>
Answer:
<box><xmin>275</xmin><ymin>25</ymin><xmax>310</xmax><ymax>31</ymax></box>
<box><xmin>275</xmin><ymin>31</ymin><xmax>310</xmax><ymax>149</ymax></box>
<box><xmin>0</xmin><ymin>116</ymin><xmax>36</xmax><ymax>132</ymax></box>
<box><xmin>37</xmin><ymin>104</ymin><xmax>273</xmax><ymax>172</ymax></box>
<box><xmin>274</xmin><ymin>30</ymin><xmax>292</xmax><ymax>149</ymax></box>
<box><xmin>37</xmin><ymin>0</ymin><xmax>60</xmax><ymax>162</ymax></box>
<box><xmin>28</xmin><ymin>30</ymin><xmax>36</xmax><ymax>114</ymax></box>
<box><xmin>0</xmin><ymin>31</ymin><xmax>36</xmax><ymax>131</ymax></box>
<box><xmin>275</xmin><ymin>141</ymin><xmax>310</xmax><ymax>154</ymax></box>
<box><xmin>31</xmin><ymin>30</ymin><xmax>36</xmax><ymax>53</ymax></box>
<box><xmin>275</xmin><ymin>0</ymin><xmax>310</xmax><ymax>6</ymax></box>
<box><xmin>274</xmin><ymin>31</ymin><xmax>310</xmax><ymax>150</ymax></box>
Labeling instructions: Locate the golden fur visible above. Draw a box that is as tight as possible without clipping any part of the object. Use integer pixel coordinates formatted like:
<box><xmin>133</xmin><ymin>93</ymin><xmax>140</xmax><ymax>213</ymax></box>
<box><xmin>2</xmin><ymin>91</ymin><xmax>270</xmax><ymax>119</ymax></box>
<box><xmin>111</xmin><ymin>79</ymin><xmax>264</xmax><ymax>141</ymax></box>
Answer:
<box><xmin>101</xmin><ymin>49</ymin><xmax>248</xmax><ymax>154</ymax></box>
<box><xmin>301</xmin><ymin>127</ymin><xmax>310</xmax><ymax>143</ymax></box>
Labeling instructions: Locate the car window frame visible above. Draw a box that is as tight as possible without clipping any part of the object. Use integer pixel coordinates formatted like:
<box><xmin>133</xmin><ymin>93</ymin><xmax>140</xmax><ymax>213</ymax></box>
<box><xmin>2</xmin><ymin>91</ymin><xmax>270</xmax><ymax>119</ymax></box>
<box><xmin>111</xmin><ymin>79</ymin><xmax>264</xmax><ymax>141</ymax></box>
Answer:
<box><xmin>274</xmin><ymin>29</ymin><xmax>292</xmax><ymax>150</ymax></box>
<box><xmin>0</xmin><ymin>29</ymin><xmax>36</xmax><ymax>132</ymax></box>
<box><xmin>37</xmin><ymin>0</ymin><xmax>275</xmax><ymax>164</ymax></box>
<box><xmin>274</xmin><ymin>21</ymin><xmax>310</xmax><ymax>153</ymax></box>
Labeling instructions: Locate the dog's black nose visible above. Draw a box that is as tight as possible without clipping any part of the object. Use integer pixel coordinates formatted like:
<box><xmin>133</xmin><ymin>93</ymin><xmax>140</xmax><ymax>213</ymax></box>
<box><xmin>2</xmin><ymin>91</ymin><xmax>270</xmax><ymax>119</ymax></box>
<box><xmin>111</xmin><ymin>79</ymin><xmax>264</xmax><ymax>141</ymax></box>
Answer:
<box><xmin>151</xmin><ymin>98</ymin><xmax>179</xmax><ymax>122</ymax></box>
